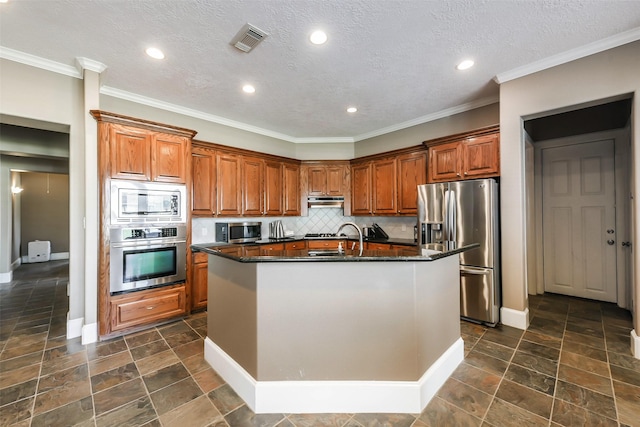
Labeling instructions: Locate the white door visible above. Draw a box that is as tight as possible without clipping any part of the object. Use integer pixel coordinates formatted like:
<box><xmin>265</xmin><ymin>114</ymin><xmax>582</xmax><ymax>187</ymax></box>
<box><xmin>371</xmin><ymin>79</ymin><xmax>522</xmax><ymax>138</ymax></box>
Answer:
<box><xmin>542</xmin><ymin>139</ymin><xmax>617</xmax><ymax>302</ymax></box>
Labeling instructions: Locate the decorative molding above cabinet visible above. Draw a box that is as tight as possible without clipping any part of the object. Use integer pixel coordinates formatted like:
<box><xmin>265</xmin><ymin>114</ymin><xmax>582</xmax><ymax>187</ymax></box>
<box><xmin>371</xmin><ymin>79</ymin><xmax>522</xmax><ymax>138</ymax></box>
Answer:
<box><xmin>424</xmin><ymin>125</ymin><xmax>499</xmax><ymax>183</ymax></box>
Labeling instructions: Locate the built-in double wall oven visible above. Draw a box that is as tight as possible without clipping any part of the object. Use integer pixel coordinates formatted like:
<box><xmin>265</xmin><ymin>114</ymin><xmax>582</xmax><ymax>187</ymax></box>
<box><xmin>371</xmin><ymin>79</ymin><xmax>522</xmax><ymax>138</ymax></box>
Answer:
<box><xmin>109</xmin><ymin>181</ymin><xmax>187</xmax><ymax>295</ymax></box>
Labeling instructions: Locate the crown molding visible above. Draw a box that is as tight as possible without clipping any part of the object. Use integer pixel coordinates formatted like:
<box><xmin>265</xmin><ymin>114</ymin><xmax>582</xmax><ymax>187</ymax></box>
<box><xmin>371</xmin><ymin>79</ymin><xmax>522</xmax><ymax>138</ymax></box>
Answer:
<box><xmin>494</xmin><ymin>26</ymin><xmax>640</xmax><ymax>84</ymax></box>
<box><xmin>75</xmin><ymin>57</ymin><xmax>107</xmax><ymax>74</ymax></box>
<box><xmin>0</xmin><ymin>46</ymin><xmax>82</xmax><ymax>78</ymax></box>
<box><xmin>352</xmin><ymin>95</ymin><xmax>499</xmax><ymax>142</ymax></box>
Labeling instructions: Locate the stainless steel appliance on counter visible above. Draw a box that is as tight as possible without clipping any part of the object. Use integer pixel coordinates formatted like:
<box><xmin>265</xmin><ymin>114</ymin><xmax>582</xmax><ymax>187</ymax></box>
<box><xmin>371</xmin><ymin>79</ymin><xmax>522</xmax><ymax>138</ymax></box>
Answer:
<box><xmin>109</xmin><ymin>225</ymin><xmax>187</xmax><ymax>294</ymax></box>
<box><xmin>417</xmin><ymin>178</ymin><xmax>500</xmax><ymax>325</ymax></box>
<box><xmin>110</xmin><ymin>180</ymin><xmax>186</xmax><ymax>224</ymax></box>
<box><xmin>215</xmin><ymin>221</ymin><xmax>262</xmax><ymax>243</ymax></box>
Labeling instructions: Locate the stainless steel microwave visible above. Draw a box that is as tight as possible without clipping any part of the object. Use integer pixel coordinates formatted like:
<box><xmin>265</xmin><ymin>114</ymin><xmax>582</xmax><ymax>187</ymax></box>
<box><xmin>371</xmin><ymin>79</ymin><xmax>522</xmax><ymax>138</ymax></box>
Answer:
<box><xmin>215</xmin><ymin>222</ymin><xmax>262</xmax><ymax>243</ymax></box>
<box><xmin>111</xmin><ymin>180</ymin><xmax>186</xmax><ymax>224</ymax></box>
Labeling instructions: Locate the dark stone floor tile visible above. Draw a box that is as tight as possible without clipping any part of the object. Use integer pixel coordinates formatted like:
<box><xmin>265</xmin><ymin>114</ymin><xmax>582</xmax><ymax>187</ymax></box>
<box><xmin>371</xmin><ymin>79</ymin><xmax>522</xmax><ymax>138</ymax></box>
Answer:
<box><xmin>518</xmin><ymin>340</ymin><xmax>560</xmax><ymax>361</ymax></box>
<box><xmin>130</xmin><ymin>339</ymin><xmax>170</xmax><ymax>361</ymax></box>
<box><xmin>560</xmin><ymin>351</ymin><xmax>610</xmax><ymax>377</ymax></box>
<box><xmin>557</xmin><ymin>364</ymin><xmax>612</xmax><ymax>396</ymax></box>
<box><xmin>460</xmin><ymin>322</ymin><xmax>487</xmax><ymax>339</ymax></box>
<box><xmin>613</xmin><ymin>380</ymin><xmax>640</xmax><ymax>426</ymax></box>
<box><xmin>87</xmin><ymin>338</ymin><xmax>128</xmax><ymax>361</ymax></box>
<box><xmin>33</xmin><ymin>373</ymin><xmax>92</xmax><ymax>416</ymax></box>
<box><xmin>555</xmin><ymin>380</ymin><xmax>617</xmax><ymax>420</ymax></box>
<box><xmin>605</xmin><ymin>332</ymin><xmax>633</xmax><ymax>355</ymax></box>
<box><xmin>0</xmin><ymin>350</ymin><xmax>43</xmax><ymax>372</ymax></box>
<box><xmin>608</xmin><ymin>351</ymin><xmax>640</xmax><ymax>371</ymax></box>
<box><xmin>481</xmin><ymin>327</ymin><xmax>522</xmax><ymax>349</ymax></box>
<box><xmin>495</xmin><ymin>379</ymin><xmax>552</xmax><ymax>419</ymax></box>
<box><xmin>0</xmin><ymin>395</ymin><xmax>34</xmax><ymax>426</ymax></box>
<box><xmin>164</xmin><ymin>330</ymin><xmax>201</xmax><ymax>348</ymax></box>
<box><xmin>352</xmin><ymin>413</ymin><xmax>415</xmax><ymax>427</ymax></box>
<box><xmin>182</xmin><ymin>353</ymin><xmax>211</xmax><ymax>375</ymax></box>
<box><xmin>483</xmin><ymin>398</ymin><xmax>548</xmax><ymax>427</ymax></box>
<box><xmin>473</xmin><ymin>339</ymin><xmax>515</xmax><ymax>362</ymax></box>
<box><xmin>551</xmin><ymin>398</ymin><xmax>617</xmax><ymax>427</ymax></box>
<box><xmin>143</xmin><ymin>362</ymin><xmax>190</xmax><ymax>393</ymax></box>
<box><xmin>465</xmin><ymin>350</ymin><xmax>509</xmax><ymax>376</ymax></box>
<box><xmin>504</xmin><ymin>364</ymin><xmax>555</xmax><ymax>395</ymax></box>
<box><xmin>511</xmin><ymin>350</ymin><xmax>558</xmax><ymax>377</ymax></box>
<box><xmin>90</xmin><ymin>362</ymin><xmax>140</xmax><ymax>393</ymax></box>
<box><xmin>93</xmin><ymin>377</ymin><xmax>148</xmax><ymax>415</ymax></box>
<box><xmin>527</xmin><ymin>316</ymin><xmax>565</xmax><ymax>339</ymax></box>
<box><xmin>0</xmin><ymin>378</ymin><xmax>37</xmax><ymax>406</ymax></box>
<box><xmin>158</xmin><ymin>321</ymin><xmax>192</xmax><ymax>338</ymax></box>
<box><xmin>565</xmin><ymin>320</ymin><xmax>604</xmax><ymax>338</ymax></box>
<box><xmin>436</xmin><ymin>377</ymin><xmax>492</xmax><ymax>418</ymax></box>
<box><xmin>89</xmin><ymin>350</ymin><xmax>134</xmax><ymax>376</ymax></box>
<box><xmin>38</xmin><ymin>363</ymin><xmax>89</xmax><ymax>393</ymax></box>
<box><xmin>224</xmin><ymin>404</ymin><xmax>286</xmax><ymax>427</ymax></box>
<box><xmin>172</xmin><ymin>339</ymin><xmax>204</xmax><ymax>360</ymax></box>
<box><xmin>40</xmin><ymin>349</ymin><xmax>87</xmax><ymax>376</ymax></box>
<box><xmin>150</xmin><ymin>377</ymin><xmax>202</xmax><ymax>415</ymax></box>
<box><xmin>0</xmin><ymin>363</ymin><xmax>41</xmax><ymax>390</ymax></box>
<box><xmin>522</xmin><ymin>330</ymin><xmax>562</xmax><ymax>350</ymax></box>
<box><xmin>159</xmin><ymin>395</ymin><xmax>224</xmax><ymax>427</ymax></box>
<box><xmin>208</xmin><ymin>383</ymin><xmax>245</xmax><ymax>416</ymax></box>
<box><xmin>562</xmin><ymin>340</ymin><xmax>607</xmax><ymax>362</ymax></box>
<box><xmin>450</xmin><ymin>361</ymin><xmax>502</xmax><ymax>395</ymax></box>
<box><xmin>610</xmin><ymin>363</ymin><xmax>640</xmax><ymax>387</ymax></box>
<box><xmin>124</xmin><ymin>329</ymin><xmax>162</xmax><ymax>349</ymax></box>
<box><xmin>287</xmin><ymin>413</ymin><xmax>353</xmax><ymax>427</ymax></box>
<box><xmin>95</xmin><ymin>396</ymin><xmax>157</xmax><ymax>427</ymax></box>
<box><xmin>31</xmin><ymin>396</ymin><xmax>94</xmax><ymax>427</ymax></box>
<box><xmin>5</xmin><ymin>331</ymin><xmax>48</xmax><ymax>348</ymax></box>
<box><xmin>185</xmin><ymin>316</ymin><xmax>207</xmax><ymax>329</ymax></box>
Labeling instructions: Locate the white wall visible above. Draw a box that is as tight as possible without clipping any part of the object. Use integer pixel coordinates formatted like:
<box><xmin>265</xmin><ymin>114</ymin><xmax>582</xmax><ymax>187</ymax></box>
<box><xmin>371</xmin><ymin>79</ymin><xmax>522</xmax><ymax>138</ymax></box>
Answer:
<box><xmin>500</xmin><ymin>41</ymin><xmax>640</xmax><ymax>336</ymax></box>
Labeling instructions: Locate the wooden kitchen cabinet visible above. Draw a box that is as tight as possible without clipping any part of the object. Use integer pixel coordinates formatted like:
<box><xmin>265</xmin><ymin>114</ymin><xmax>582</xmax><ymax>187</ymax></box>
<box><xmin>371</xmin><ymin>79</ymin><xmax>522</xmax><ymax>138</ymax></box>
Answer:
<box><xmin>425</xmin><ymin>125</ymin><xmax>499</xmax><ymax>183</ymax></box>
<box><xmin>397</xmin><ymin>151</ymin><xmax>427</xmax><ymax>214</ymax></box>
<box><xmin>285</xmin><ymin>240</ymin><xmax>307</xmax><ymax>250</ymax></box>
<box><xmin>351</xmin><ymin>162</ymin><xmax>373</xmax><ymax>215</ymax></box>
<box><xmin>242</xmin><ymin>156</ymin><xmax>265</xmax><ymax>216</ymax></box>
<box><xmin>372</xmin><ymin>158</ymin><xmax>397</xmax><ymax>215</ymax></box>
<box><xmin>191</xmin><ymin>145</ymin><xmax>216</xmax><ymax>216</ymax></box>
<box><xmin>306</xmin><ymin>164</ymin><xmax>348</xmax><ymax>196</ymax></box>
<box><xmin>216</xmin><ymin>151</ymin><xmax>243</xmax><ymax>216</ymax></box>
<box><xmin>152</xmin><ymin>133</ymin><xmax>189</xmax><ymax>183</ymax></box>
<box><xmin>367</xmin><ymin>242</ymin><xmax>392</xmax><ymax>250</ymax></box>
<box><xmin>110</xmin><ymin>284</ymin><xmax>187</xmax><ymax>332</ymax></box>
<box><xmin>264</xmin><ymin>161</ymin><xmax>284</xmax><ymax>216</ymax></box>
<box><xmin>260</xmin><ymin>242</ymin><xmax>285</xmax><ymax>252</ymax></box>
<box><xmin>282</xmin><ymin>162</ymin><xmax>300</xmax><ymax>216</ymax></box>
<box><xmin>191</xmin><ymin>252</ymin><xmax>208</xmax><ymax>311</ymax></box>
<box><xmin>307</xmin><ymin>240</ymin><xmax>345</xmax><ymax>250</ymax></box>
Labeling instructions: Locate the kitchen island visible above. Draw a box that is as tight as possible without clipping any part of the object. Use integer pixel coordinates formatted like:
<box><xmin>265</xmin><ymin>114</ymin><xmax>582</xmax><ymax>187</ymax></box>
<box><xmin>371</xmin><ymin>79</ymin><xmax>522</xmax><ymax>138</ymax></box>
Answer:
<box><xmin>192</xmin><ymin>243</ymin><xmax>476</xmax><ymax>414</ymax></box>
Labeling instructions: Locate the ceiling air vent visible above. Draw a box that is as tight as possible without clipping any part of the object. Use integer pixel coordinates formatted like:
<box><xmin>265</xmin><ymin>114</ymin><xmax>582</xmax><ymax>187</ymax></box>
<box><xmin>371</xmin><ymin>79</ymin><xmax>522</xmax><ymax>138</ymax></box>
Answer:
<box><xmin>230</xmin><ymin>23</ymin><xmax>269</xmax><ymax>53</ymax></box>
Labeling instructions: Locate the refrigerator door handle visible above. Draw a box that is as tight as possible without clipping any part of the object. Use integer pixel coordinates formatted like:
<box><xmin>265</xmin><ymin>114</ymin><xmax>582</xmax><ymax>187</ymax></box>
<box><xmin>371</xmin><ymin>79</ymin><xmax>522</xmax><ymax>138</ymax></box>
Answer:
<box><xmin>449</xmin><ymin>190</ymin><xmax>456</xmax><ymax>242</ymax></box>
<box><xmin>460</xmin><ymin>266</ymin><xmax>491</xmax><ymax>275</ymax></box>
<box><xmin>443</xmin><ymin>189</ymin><xmax>450</xmax><ymax>242</ymax></box>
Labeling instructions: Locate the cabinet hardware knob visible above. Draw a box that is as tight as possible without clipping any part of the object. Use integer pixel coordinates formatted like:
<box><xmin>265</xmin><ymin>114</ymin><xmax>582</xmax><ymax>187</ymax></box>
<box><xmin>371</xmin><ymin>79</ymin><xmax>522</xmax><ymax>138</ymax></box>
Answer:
<box><xmin>607</xmin><ymin>239</ymin><xmax>615</xmax><ymax>245</ymax></box>
<box><xmin>146</xmin><ymin>306</ymin><xmax>155</xmax><ymax>310</ymax></box>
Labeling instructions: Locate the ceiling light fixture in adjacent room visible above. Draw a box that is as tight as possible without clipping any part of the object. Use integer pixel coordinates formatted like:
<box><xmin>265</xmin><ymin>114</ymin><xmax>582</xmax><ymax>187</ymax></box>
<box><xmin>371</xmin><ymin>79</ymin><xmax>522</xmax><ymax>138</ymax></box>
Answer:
<box><xmin>145</xmin><ymin>47</ymin><xmax>165</xmax><ymax>59</ymax></box>
<box><xmin>310</xmin><ymin>30</ymin><xmax>328</xmax><ymax>45</ymax></box>
<box><xmin>243</xmin><ymin>84</ymin><xmax>256</xmax><ymax>94</ymax></box>
<box><xmin>347</xmin><ymin>107</ymin><xmax>357</xmax><ymax>113</ymax></box>
<box><xmin>456</xmin><ymin>59</ymin><xmax>474</xmax><ymax>70</ymax></box>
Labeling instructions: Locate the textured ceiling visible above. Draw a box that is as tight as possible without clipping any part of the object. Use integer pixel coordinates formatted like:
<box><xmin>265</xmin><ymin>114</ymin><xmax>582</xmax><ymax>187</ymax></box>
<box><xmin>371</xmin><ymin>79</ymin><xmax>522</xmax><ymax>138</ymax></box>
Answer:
<box><xmin>1</xmin><ymin>0</ymin><xmax>639</xmax><ymax>141</ymax></box>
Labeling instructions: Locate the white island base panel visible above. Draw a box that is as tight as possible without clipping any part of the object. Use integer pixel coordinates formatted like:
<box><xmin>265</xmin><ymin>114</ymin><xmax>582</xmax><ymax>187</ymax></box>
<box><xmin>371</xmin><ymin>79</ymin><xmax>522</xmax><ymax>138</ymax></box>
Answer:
<box><xmin>204</xmin><ymin>336</ymin><xmax>464</xmax><ymax>414</ymax></box>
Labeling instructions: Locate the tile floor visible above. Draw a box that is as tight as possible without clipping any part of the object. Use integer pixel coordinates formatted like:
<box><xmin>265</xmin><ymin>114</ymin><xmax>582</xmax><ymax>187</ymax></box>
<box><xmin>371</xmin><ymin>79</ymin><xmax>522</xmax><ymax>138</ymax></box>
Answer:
<box><xmin>1</xmin><ymin>260</ymin><xmax>639</xmax><ymax>426</ymax></box>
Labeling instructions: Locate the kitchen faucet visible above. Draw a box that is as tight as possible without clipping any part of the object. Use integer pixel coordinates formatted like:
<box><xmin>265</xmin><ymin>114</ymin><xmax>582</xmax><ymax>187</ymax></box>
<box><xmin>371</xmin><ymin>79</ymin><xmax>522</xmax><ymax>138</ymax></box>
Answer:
<box><xmin>336</xmin><ymin>222</ymin><xmax>363</xmax><ymax>256</ymax></box>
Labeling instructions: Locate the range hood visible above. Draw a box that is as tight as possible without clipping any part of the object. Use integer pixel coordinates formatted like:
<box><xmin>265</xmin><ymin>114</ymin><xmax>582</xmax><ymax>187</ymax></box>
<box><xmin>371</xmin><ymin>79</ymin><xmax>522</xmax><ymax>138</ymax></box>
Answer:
<box><xmin>307</xmin><ymin>196</ymin><xmax>344</xmax><ymax>209</ymax></box>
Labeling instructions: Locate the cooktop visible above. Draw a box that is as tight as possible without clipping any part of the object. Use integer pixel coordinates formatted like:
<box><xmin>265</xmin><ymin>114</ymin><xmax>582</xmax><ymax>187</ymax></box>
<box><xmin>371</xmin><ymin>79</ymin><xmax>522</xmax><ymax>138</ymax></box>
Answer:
<box><xmin>304</xmin><ymin>233</ymin><xmax>337</xmax><ymax>238</ymax></box>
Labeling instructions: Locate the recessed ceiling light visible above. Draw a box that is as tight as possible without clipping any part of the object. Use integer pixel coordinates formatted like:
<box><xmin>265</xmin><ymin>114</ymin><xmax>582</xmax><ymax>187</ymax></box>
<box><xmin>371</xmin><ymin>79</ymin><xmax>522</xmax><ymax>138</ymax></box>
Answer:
<box><xmin>145</xmin><ymin>47</ymin><xmax>165</xmax><ymax>59</ymax></box>
<box><xmin>347</xmin><ymin>107</ymin><xmax>357</xmax><ymax>113</ymax></box>
<box><xmin>456</xmin><ymin>59</ymin><xmax>474</xmax><ymax>70</ymax></box>
<box><xmin>242</xmin><ymin>84</ymin><xmax>256</xmax><ymax>94</ymax></box>
<box><xmin>0</xmin><ymin>0</ymin><xmax>9</xmax><ymax>4</ymax></box>
<box><xmin>310</xmin><ymin>30</ymin><xmax>328</xmax><ymax>45</ymax></box>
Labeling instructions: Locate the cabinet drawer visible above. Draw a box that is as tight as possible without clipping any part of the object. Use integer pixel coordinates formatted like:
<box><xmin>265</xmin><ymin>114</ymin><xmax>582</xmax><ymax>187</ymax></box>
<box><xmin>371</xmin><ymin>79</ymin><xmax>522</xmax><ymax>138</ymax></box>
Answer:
<box><xmin>193</xmin><ymin>252</ymin><xmax>208</xmax><ymax>264</ymax></box>
<box><xmin>260</xmin><ymin>243</ymin><xmax>285</xmax><ymax>251</ymax></box>
<box><xmin>307</xmin><ymin>240</ymin><xmax>344</xmax><ymax>249</ymax></box>
<box><xmin>367</xmin><ymin>242</ymin><xmax>392</xmax><ymax>250</ymax></box>
<box><xmin>111</xmin><ymin>286</ymin><xmax>186</xmax><ymax>331</ymax></box>
<box><xmin>285</xmin><ymin>241</ymin><xmax>307</xmax><ymax>250</ymax></box>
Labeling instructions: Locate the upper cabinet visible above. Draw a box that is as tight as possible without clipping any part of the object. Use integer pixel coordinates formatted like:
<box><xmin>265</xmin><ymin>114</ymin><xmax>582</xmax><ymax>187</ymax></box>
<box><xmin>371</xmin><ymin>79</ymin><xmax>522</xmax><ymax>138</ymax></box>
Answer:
<box><xmin>425</xmin><ymin>125</ymin><xmax>499</xmax><ymax>183</ymax></box>
<box><xmin>191</xmin><ymin>141</ymin><xmax>300</xmax><ymax>217</ymax></box>
<box><xmin>304</xmin><ymin>163</ymin><xmax>349</xmax><ymax>197</ymax></box>
<box><xmin>92</xmin><ymin>111</ymin><xmax>193</xmax><ymax>184</ymax></box>
<box><xmin>350</xmin><ymin>147</ymin><xmax>427</xmax><ymax>216</ymax></box>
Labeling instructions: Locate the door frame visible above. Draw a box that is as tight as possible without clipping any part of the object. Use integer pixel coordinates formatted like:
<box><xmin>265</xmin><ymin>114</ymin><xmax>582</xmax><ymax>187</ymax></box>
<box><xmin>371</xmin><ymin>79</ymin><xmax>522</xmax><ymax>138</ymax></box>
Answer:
<box><xmin>533</xmin><ymin>129</ymin><xmax>631</xmax><ymax>308</ymax></box>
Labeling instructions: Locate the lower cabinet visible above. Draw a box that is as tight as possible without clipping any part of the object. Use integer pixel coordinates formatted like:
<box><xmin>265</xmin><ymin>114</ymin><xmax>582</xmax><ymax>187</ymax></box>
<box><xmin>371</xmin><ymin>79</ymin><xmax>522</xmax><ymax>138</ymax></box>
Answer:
<box><xmin>307</xmin><ymin>240</ymin><xmax>346</xmax><ymax>250</ymax></box>
<box><xmin>192</xmin><ymin>252</ymin><xmax>208</xmax><ymax>312</ymax></box>
<box><xmin>285</xmin><ymin>240</ymin><xmax>307</xmax><ymax>250</ymax></box>
<box><xmin>110</xmin><ymin>285</ymin><xmax>187</xmax><ymax>332</ymax></box>
<box><xmin>367</xmin><ymin>242</ymin><xmax>392</xmax><ymax>250</ymax></box>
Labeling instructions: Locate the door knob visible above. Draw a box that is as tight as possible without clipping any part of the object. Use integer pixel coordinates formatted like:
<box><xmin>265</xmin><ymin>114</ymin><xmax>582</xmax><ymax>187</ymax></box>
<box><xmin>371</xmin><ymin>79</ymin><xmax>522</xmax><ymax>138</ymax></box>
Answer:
<box><xmin>607</xmin><ymin>239</ymin><xmax>615</xmax><ymax>245</ymax></box>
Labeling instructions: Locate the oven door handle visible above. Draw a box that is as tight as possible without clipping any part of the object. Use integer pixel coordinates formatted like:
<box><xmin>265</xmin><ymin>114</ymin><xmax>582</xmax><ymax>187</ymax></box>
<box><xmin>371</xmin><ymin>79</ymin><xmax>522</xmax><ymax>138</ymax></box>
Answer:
<box><xmin>111</xmin><ymin>239</ymin><xmax>186</xmax><ymax>249</ymax></box>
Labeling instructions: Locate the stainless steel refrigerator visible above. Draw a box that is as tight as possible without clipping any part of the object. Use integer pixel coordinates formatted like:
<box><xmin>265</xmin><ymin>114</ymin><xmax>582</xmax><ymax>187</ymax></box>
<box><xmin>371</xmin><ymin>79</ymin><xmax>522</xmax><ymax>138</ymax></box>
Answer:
<box><xmin>417</xmin><ymin>178</ymin><xmax>500</xmax><ymax>325</ymax></box>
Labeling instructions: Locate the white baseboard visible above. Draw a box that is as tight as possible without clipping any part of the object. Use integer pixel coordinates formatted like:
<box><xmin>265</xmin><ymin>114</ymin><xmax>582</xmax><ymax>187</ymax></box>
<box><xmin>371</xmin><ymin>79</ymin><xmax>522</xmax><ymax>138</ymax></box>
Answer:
<box><xmin>631</xmin><ymin>330</ymin><xmax>640</xmax><ymax>359</ymax></box>
<box><xmin>204</xmin><ymin>337</ymin><xmax>464</xmax><ymax>414</ymax></box>
<box><xmin>82</xmin><ymin>323</ymin><xmax>98</xmax><ymax>345</ymax></box>
<box><xmin>66</xmin><ymin>314</ymin><xmax>83</xmax><ymax>339</ymax></box>
<box><xmin>0</xmin><ymin>271</ymin><xmax>12</xmax><ymax>283</ymax></box>
<box><xmin>500</xmin><ymin>307</ymin><xmax>530</xmax><ymax>330</ymax></box>
<box><xmin>21</xmin><ymin>252</ymin><xmax>69</xmax><ymax>263</ymax></box>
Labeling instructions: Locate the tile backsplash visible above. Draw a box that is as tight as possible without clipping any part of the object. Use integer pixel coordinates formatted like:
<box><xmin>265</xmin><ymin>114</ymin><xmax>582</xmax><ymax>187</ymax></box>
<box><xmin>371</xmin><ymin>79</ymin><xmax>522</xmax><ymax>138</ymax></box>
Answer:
<box><xmin>192</xmin><ymin>209</ymin><xmax>417</xmax><ymax>244</ymax></box>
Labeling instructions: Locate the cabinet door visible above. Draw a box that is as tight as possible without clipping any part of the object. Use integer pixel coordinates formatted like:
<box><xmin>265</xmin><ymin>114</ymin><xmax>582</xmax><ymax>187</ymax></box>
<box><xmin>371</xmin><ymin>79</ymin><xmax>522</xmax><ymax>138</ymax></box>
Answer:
<box><xmin>326</xmin><ymin>166</ymin><xmax>345</xmax><ymax>196</ymax></box>
<box><xmin>428</xmin><ymin>141</ymin><xmax>462</xmax><ymax>183</ymax></box>
<box><xmin>367</xmin><ymin>242</ymin><xmax>392</xmax><ymax>250</ymax></box>
<box><xmin>285</xmin><ymin>240</ymin><xmax>307</xmax><ymax>250</ymax></box>
<box><xmin>307</xmin><ymin>167</ymin><xmax>327</xmax><ymax>196</ymax></box>
<box><xmin>283</xmin><ymin>163</ymin><xmax>301</xmax><ymax>216</ymax></box>
<box><xmin>462</xmin><ymin>133</ymin><xmax>500</xmax><ymax>178</ymax></box>
<box><xmin>192</xmin><ymin>253</ymin><xmax>208</xmax><ymax>311</ymax></box>
<box><xmin>397</xmin><ymin>151</ymin><xmax>427</xmax><ymax>215</ymax></box>
<box><xmin>264</xmin><ymin>161</ymin><xmax>283</xmax><ymax>216</ymax></box>
<box><xmin>372</xmin><ymin>158</ymin><xmax>397</xmax><ymax>215</ymax></box>
<box><xmin>351</xmin><ymin>163</ymin><xmax>372</xmax><ymax>215</ymax></box>
<box><xmin>191</xmin><ymin>147</ymin><xmax>216</xmax><ymax>216</ymax></box>
<box><xmin>216</xmin><ymin>152</ymin><xmax>242</xmax><ymax>216</ymax></box>
<box><xmin>109</xmin><ymin>124</ymin><xmax>151</xmax><ymax>181</ymax></box>
<box><xmin>152</xmin><ymin>133</ymin><xmax>188</xmax><ymax>183</ymax></box>
<box><xmin>110</xmin><ymin>285</ymin><xmax>186</xmax><ymax>331</ymax></box>
<box><xmin>242</xmin><ymin>156</ymin><xmax>265</xmax><ymax>216</ymax></box>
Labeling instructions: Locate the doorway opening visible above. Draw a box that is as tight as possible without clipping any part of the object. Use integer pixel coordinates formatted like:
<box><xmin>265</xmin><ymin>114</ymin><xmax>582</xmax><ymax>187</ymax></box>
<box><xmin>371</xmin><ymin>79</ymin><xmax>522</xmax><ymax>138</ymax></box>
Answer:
<box><xmin>525</xmin><ymin>97</ymin><xmax>633</xmax><ymax>308</ymax></box>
